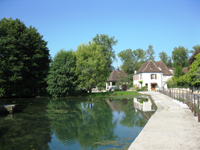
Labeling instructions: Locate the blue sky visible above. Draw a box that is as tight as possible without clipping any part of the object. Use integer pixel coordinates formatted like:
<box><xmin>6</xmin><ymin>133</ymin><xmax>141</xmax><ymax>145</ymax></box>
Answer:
<box><xmin>1</xmin><ymin>0</ymin><xmax>199</xmax><ymax>68</ymax></box>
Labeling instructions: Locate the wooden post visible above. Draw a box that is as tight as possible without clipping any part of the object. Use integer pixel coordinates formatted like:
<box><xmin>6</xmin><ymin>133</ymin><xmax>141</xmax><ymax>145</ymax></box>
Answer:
<box><xmin>198</xmin><ymin>97</ymin><xmax>200</xmax><ymax>122</ymax></box>
<box><xmin>191</xmin><ymin>93</ymin><xmax>193</xmax><ymax>112</ymax></box>
<box><xmin>194</xmin><ymin>95</ymin><xmax>196</xmax><ymax>116</ymax></box>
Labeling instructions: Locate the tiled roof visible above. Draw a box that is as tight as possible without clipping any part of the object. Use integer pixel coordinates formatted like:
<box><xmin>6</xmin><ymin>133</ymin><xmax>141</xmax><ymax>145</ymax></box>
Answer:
<box><xmin>136</xmin><ymin>60</ymin><xmax>173</xmax><ymax>75</ymax></box>
<box><xmin>182</xmin><ymin>67</ymin><xmax>189</xmax><ymax>75</ymax></box>
<box><xmin>155</xmin><ymin>61</ymin><xmax>173</xmax><ymax>75</ymax></box>
<box><xmin>107</xmin><ymin>69</ymin><xmax>127</xmax><ymax>82</ymax></box>
<box><xmin>136</xmin><ymin>60</ymin><xmax>162</xmax><ymax>74</ymax></box>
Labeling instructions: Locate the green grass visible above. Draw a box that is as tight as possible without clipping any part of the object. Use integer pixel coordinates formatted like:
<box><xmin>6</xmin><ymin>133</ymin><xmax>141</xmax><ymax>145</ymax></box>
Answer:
<box><xmin>80</xmin><ymin>90</ymin><xmax>139</xmax><ymax>97</ymax></box>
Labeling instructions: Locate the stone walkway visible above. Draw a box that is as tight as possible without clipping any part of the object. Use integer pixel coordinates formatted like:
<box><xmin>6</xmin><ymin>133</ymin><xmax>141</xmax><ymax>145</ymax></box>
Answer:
<box><xmin>128</xmin><ymin>91</ymin><xmax>200</xmax><ymax>150</ymax></box>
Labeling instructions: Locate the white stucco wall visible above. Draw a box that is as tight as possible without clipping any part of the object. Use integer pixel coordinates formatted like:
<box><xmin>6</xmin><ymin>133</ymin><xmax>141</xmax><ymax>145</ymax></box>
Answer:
<box><xmin>163</xmin><ymin>75</ymin><xmax>172</xmax><ymax>83</ymax></box>
<box><xmin>133</xmin><ymin>72</ymin><xmax>163</xmax><ymax>91</ymax></box>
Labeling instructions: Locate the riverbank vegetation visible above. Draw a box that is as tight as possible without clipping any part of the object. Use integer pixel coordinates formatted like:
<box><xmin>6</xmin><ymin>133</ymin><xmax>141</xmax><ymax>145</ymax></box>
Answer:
<box><xmin>81</xmin><ymin>91</ymin><xmax>139</xmax><ymax>97</ymax></box>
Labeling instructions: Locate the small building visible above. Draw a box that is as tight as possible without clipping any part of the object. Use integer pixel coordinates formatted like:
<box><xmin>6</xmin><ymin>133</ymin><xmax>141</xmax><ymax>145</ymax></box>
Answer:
<box><xmin>133</xmin><ymin>60</ymin><xmax>173</xmax><ymax>91</ymax></box>
<box><xmin>106</xmin><ymin>67</ymin><xmax>127</xmax><ymax>90</ymax></box>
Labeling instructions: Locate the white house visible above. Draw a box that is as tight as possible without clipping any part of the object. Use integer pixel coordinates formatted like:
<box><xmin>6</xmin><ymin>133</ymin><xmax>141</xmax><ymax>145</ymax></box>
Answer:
<box><xmin>133</xmin><ymin>60</ymin><xmax>173</xmax><ymax>91</ymax></box>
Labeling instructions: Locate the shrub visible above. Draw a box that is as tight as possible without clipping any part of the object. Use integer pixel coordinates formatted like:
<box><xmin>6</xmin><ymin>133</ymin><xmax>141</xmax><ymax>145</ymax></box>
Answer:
<box><xmin>141</xmin><ymin>86</ymin><xmax>148</xmax><ymax>91</ymax></box>
<box><xmin>122</xmin><ymin>84</ymin><xmax>127</xmax><ymax>91</ymax></box>
<box><xmin>135</xmin><ymin>87</ymin><xmax>140</xmax><ymax>91</ymax></box>
<box><xmin>138</xmin><ymin>80</ymin><xmax>143</xmax><ymax>87</ymax></box>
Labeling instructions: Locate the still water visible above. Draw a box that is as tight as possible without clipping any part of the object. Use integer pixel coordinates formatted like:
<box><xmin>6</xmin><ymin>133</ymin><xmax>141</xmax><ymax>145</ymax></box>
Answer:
<box><xmin>0</xmin><ymin>96</ymin><xmax>155</xmax><ymax>150</ymax></box>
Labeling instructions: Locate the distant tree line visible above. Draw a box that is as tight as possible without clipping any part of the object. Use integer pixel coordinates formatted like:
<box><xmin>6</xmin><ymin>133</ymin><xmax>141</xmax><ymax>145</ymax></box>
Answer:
<box><xmin>118</xmin><ymin>43</ymin><xmax>200</xmax><ymax>89</ymax></box>
<box><xmin>166</xmin><ymin>45</ymin><xmax>200</xmax><ymax>88</ymax></box>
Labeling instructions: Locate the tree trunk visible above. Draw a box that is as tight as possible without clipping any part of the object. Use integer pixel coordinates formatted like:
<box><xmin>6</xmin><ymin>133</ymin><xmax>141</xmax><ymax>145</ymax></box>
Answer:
<box><xmin>89</xmin><ymin>88</ymin><xmax>92</xmax><ymax>93</ymax></box>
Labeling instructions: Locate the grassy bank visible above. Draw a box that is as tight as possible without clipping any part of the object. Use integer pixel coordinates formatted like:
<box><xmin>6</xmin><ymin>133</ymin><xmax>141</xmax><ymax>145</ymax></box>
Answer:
<box><xmin>81</xmin><ymin>90</ymin><xmax>140</xmax><ymax>97</ymax></box>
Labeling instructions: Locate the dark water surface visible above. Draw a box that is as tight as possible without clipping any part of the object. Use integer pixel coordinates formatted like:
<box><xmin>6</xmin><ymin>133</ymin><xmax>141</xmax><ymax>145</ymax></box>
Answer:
<box><xmin>0</xmin><ymin>96</ymin><xmax>155</xmax><ymax>150</ymax></box>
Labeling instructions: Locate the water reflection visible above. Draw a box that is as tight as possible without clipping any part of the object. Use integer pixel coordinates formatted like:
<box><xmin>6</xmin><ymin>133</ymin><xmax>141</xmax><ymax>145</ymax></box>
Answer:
<box><xmin>0</xmin><ymin>98</ymin><xmax>52</xmax><ymax>150</ymax></box>
<box><xmin>0</xmin><ymin>96</ymin><xmax>155</xmax><ymax>150</ymax></box>
<box><xmin>47</xmin><ymin>98</ymin><xmax>117</xmax><ymax>150</ymax></box>
<box><xmin>133</xmin><ymin>96</ymin><xmax>155</xmax><ymax>120</ymax></box>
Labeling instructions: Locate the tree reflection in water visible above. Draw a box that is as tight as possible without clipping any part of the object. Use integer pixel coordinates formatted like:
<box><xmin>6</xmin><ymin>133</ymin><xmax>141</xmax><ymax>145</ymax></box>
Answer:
<box><xmin>0</xmin><ymin>98</ymin><xmax>52</xmax><ymax>150</ymax></box>
<box><xmin>0</xmin><ymin>96</ymin><xmax>154</xmax><ymax>150</ymax></box>
<box><xmin>46</xmin><ymin>98</ymin><xmax>117</xmax><ymax>150</ymax></box>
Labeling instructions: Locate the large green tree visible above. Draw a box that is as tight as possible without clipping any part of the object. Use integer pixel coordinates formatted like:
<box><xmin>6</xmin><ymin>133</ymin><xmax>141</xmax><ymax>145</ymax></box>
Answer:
<box><xmin>75</xmin><ymin>42</ymin><xmax>109</xmax><ymax>93</ymax></box>
<box><xmin>172</xmin><ymin>46</ymin><xmax>189</xmax><ymax>67</ymax></box>
<box><xmin>118</xmin><ymin>48</ymin><xmax>146</xmax><ymax>75</ymax></box>
<box><xmin>189</xmin><ymin>45</ymin><xmax>200</xmax><ymax>65</ymax></box>
<box><xmin>159</xmin><ymin>51</ymin><xmax>168</xmax><ymax>65</ymax></box>
<box><xmin>92</xmin><ymin>34</ymin><xmax>118</xmax><ymax>71</ymax></box>
<box><xmin>187</xmin><ymin>53</ymin><xmax>200</xmax><ymax>86</ymax></box>
<box><xmin>172</xmin><ymin>46</ymin><xmax>189</xmax><ymax>78</ymax></box>
<box><xmin>159</xmin><ymin>51</ymin><xmax>173</xmax><ymax>67</ymax></box>
<box><xmin>146</xmin><ymin>45</ymin><xmax>155</xmax><ymax>61</ymax></box>
<box><xmin>0</xmin><ymin>18</ymin><xmax>50</xmax><ymax>97</ymax></box>
<box><xmin>46</xmin><ymin>49</ymin><xmax>77</xmax><ymax>97</ymax></box>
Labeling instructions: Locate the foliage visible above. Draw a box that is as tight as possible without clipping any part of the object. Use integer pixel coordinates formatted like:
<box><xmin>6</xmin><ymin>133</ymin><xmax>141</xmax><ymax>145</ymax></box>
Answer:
<box><xmin>46</xmin><ymin>98</ymin><xmax>117</xmax><ymax>149</ymax></box>
<box><xmin>75</xmin><ymin>42</ymin><xmax>109</xmax><ymax>93</ymax></box>
<box><xmin>176</xmin><ymin>75</ymin><xmax>189</xmax><ymax>87</ymax></box>
<box><xmin>172</xmin><ymin>46</ymin><xmax>189</xmax><ymax>68</ymax></box>
<box><xmin>166</xmin><ymin>77</ymin><xmax>175</xmax><ymax>88</ymax></box>
<box><xmin>116</xmin><ymin>74</ymin><xmax>133</xmax><ymax>89</ymax></box>
<box><xmin>136</xmin><ymin>86</ymin><xmax>148</xmax><ymax>91</ymax></box>
<box><xmin>137</xmin><ymin>97</ymin><xmax>148</xmax><ymax>103</ymax></box>
<box><xmin>141</xmin><ymin>86</ymin><xmax>148</xmax><ymax>91</ymax></box>
<box><xmin>174</xmin><ymin>66</ymin><xmax>184</xmax><ymax>78</ymax></box>
<box><xmin>138</xmin><ymin>80</ymin><xmax>143</xmax><ymax>86</ymax></box>
<box><xmin>122</xmin><ymin>84</ymin><xmax>127</xmax><ymax>91</ymax></box>
<box><xmin>166</xmin><ymin>76</ymin><xmax>189</xmax><ymax>88</ymax></box>
<box><xmin>46</xmin><ymin>49</ymin><xmax>78</xmax><ymax>97</ymax></box>
<box><xmin>166</xmin><ymin>57</ymin><xmax>173</xmax><ymax>68</ymax></box>
<box><xmin>159</xmin><ymin>51</ymin><xmax>168</xmax><ymax>65</ymax></box>
<box><xmin>0</xmin><ymin>98</ymin><xmax>51</xmax><ymax>149</ymax></box>
<box><xmin>0</xmin><ymin>17</ymin><xmax>50</xmax><ymax>97</ymax></box>
<box><xmin>146</xmin><ymin>45</ymin><xmax>155</xmax><ymax>61</ymax></box>
<box><xmin>159</xmin><ymin>51</ymin><xmax>173</xmax><ymax>67</ymax></box>
<box><xmin>187</xmin><ymin>53</ymin><xmax>200</xmax><ymax>86</ymax></box>
<box><xmin>118</xmin><ymin>48</ymin><xmax>146</xmax><ymax>75</ymax></box>
<box><xmin>80</xmin><ymin>91</ymin><xmax>139</xmax><ymax>97</ymax></box>
<box><xmin>0</xmin><ymin>88</ymin><xmax>4</xmax><ymax>97</ymax></box>
<box><xmin>189</xmin><ymin>45</ymin><xmax>200</xmax><ymax>65</ymax></box>
<box><xmin>92</xmin><ymin>34</ymin><xmax>118</xmax><ymax>71</ymax></box>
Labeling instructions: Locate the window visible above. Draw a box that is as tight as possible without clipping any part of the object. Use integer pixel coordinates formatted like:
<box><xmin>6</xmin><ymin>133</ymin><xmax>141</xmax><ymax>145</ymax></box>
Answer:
<box><xmin>151</xmin><ymin>74</ymin><xmax>157</xmax><ymax>79</ymax></box>
<box><xmin>140</xmin><ymin>74</ymin><xmax>142</xmax><ymax>79</ymax></box>
<box><xmin>134</xmin><ymin>75</ymin><xmax>139</xmax><ymax>80</ymax></box>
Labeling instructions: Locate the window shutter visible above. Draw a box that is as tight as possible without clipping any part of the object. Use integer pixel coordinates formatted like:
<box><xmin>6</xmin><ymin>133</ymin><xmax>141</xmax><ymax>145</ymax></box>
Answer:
<box><xmin>155</xmin><ymin>74</ymin><xmax>157</xmax><ymax>79</ymax></box>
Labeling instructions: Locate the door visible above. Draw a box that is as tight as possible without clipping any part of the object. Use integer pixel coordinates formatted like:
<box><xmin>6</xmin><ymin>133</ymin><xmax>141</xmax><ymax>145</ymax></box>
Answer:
<box><xmin>151</xmin><ymin>84</ymin><xmax>156</xmax><ymax>90</ymax></box>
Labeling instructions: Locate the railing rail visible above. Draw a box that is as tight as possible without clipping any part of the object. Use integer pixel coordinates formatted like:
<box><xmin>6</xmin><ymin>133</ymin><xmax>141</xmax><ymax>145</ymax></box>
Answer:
<box><xmin>159</xmin><ymin>88</ymin><xmax>200</xmax><ymax>122</ymax></box>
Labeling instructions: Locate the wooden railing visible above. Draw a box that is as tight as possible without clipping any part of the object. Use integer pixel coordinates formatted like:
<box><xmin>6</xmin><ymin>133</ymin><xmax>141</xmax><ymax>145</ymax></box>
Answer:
<box><xmin>159</xmin><ymin>88</ymin><xmax>200</xmax><ymax>122</ymax></box>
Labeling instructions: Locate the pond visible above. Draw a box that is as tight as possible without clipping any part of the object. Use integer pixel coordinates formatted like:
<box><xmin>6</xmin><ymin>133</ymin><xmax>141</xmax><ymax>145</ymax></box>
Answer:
<box><xmin>0</xmin><ymin>95</ymin><xmax>155</xmax><ymax>150</ymax></box>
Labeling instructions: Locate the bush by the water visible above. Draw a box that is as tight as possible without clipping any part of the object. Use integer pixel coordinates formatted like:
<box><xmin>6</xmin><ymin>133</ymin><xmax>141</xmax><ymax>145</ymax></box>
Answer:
<box><xmin>136</xmin><ymin>86</ymin><xmax>148</xmax><ymax>91</ymax></box>
<box><xmin>122</xmin><ymin>84</ymin><xmax>127</xmax><ymax>91</ymax></box>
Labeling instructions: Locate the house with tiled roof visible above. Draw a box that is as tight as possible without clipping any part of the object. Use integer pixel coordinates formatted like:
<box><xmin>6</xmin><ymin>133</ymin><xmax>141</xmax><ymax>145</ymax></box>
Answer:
<box><xmin>106</xmin><ymin>67</ymin><xmax>127</xmax><ymax>90</ymax></box>
<box><xmin>133</xmin><ymin>60</ymin><xmax>173</xmax><ymax>91</ymax></box>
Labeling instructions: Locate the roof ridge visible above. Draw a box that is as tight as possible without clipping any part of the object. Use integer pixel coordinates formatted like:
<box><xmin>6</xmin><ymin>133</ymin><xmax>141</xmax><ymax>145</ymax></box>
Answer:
<box><xmin>142</xmin><ymin>60</ymin><xmax>151</xmax><ymax>72</ymax></box>
<box><xmin>159</xmin><ymin>60</ymin><xmax>162</xmax><ymax>67</ymax></box>
<box><xmin>152</xmin><ymin>60</ymin><xmax>159</xmax><ymax>68</ymax></box>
